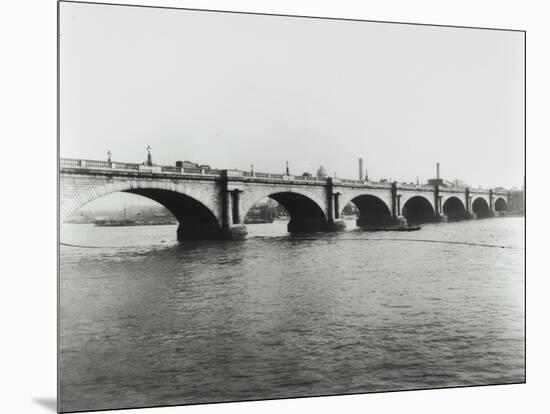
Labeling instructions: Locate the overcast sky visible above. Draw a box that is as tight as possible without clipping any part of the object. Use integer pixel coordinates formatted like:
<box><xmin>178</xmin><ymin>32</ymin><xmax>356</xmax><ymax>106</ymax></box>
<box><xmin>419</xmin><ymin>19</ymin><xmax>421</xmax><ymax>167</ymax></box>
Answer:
<box><xmin>60</xmin><ymin>2</ymin><xmax>524</xmax><ymax>209</ymax></box>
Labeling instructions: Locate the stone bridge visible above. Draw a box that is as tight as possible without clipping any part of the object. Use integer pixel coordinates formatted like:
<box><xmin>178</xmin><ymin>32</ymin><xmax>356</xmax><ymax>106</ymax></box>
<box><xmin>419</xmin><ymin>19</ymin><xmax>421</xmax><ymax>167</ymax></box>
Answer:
<box><xmin>60</xmin><ymin>158</ymin><xmax>518</xmax><ymax>240</ymax></box>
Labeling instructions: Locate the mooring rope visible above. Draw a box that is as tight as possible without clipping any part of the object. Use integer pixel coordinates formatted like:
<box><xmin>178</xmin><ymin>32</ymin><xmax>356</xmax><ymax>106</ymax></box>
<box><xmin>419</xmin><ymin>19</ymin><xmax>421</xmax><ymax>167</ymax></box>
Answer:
<box><xmin>320</xmin><ymin>237</ymin><xmax>522</xmax><ymax>249</ymax></box>
<box><xmin>59</xmin><ymin>242</ymin><xmax>172</xmax><ymax>249</ymax></box>
<box><xmin>60</xmin><ymin>238</ymin><xmax>522</xmax><ymax>250</ymax></box>
<box><xmin>60</xmin><ymin>242</ymin><xmax>128</xmax><ymax>249</ymax></box>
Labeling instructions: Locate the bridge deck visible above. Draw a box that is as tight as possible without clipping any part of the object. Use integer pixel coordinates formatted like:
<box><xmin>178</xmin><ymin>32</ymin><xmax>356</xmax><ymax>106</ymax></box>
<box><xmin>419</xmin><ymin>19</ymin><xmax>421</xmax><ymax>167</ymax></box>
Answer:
<box><xmin>61</xmin><ymin>158</ymin><xmax>507</xmax><ymax>193</ymax></box>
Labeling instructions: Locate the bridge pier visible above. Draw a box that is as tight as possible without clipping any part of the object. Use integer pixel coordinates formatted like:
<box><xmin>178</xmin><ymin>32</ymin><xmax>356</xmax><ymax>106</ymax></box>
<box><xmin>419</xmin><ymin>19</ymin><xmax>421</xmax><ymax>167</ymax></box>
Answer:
<box><xmin>224</xmin><ymin>224</ymin><xmax>248</xmax><ymax>240</ymax></box>
<box><xmin>221</xmin><ymin>170</ymin><xmax>248</xmax><ymax>241</ymax></box>
<box><xmin>329</xmin><ymin>219</ymin><xmax>347</xmax><ymax>231</ymax></box>
<box><xmin>287</xmin><ymin>217</ymin><xmax>331</xmax><ymax>233</ymax></box>
<box><xmin>326</xmin><ymin>180</ymin><xmax>347</xmax><ymax>232</ymax></box>
<box><xmin>435</xmin><ymin>213</ymin><xmax>448</xmax><ymax>223</ymax></box>
<box><xmin>176</xmin><ymin>223</ymin><xmax>248</xmax><ymax>241</ymax></box>
<box><xmin>287</xmin><ymin>218</ymin><xmax>346</xmax><ymax>233</ymax></box>
<box><xmin>444</xmin><ymin>212</ymin><xmax>464</xmax><ymax>221</ymax></box>
<box><xmin>356</xmin><ymin>215</ymin><xmax>407</xmax><ymax>230</ymax></box>
<box><xmin>177</xmin><ymin>223</ymin><xmax>223</xmax><ymax>241</ymax></box>
<box><xmin>356</xmin><ymin>214</ymin><xmax>400</xmax><ymax>227</ymax></box>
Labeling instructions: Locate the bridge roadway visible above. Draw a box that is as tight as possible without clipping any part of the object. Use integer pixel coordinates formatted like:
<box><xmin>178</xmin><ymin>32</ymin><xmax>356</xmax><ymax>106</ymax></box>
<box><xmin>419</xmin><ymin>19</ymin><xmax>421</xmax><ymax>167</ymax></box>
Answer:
<box><xmin>60</xmin><ymin>158</ymin><xmax>516</xmax><ymax>241</ymax></box>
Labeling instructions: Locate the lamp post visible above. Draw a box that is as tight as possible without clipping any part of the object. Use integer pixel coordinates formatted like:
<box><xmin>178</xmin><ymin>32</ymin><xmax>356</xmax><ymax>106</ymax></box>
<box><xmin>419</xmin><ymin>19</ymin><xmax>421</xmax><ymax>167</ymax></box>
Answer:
<box><xmin>107</xmin><ymin>150</ymin><xmax>112</xmax><ymax>163</ymax></box>
<box><xmin>285</xmin><ymin>161</ymin><xmax>289</xmax><ymax>175</ymax></box>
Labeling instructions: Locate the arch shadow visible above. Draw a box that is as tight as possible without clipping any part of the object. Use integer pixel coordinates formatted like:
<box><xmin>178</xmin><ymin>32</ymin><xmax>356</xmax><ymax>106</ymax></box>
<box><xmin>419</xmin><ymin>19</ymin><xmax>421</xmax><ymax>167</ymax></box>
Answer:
<box><xmin>125</xmin><ymin>189</ymin><xmax>222</xmax><ymax>240</ymax></box>
<box><xmin>402</xmin><ymin>196</ymin><xmax>436</xmax><ymax>224</ymax></box>
<box><xmin>472</xmin><ymin>197</ymin><xmax>492</xmax><ymax>219</ymax></box>
<box><xmin>64</xmin><ymin>187</ymin><xmax>222</xmax><ymax>241</ymax></box>
<box><xmin>245</xmin><ymin>191</ymin><xmax>329</xmax><ymax>232</ymax></box>
<box><xmin>495</xmin><ymin>197</ymin><xmax>508</xmax><ymax>212</ymax></box>
<box><xmin>351</xmin><ymin>194</ymin><xmax>393</xmax><ymax>227</ymax></box>
<box><xmin>442</xmin><ymin>197</ymin><xmax>468</xmax><ymax>221</ymax></box>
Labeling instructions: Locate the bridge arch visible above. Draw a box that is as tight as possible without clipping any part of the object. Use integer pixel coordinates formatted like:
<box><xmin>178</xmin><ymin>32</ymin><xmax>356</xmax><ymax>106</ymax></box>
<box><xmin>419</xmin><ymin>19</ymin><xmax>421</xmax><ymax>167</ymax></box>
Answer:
<box><xmin>442</xmin><ymin>196</ymin><xmax>467</xmax><ymax>221</ymax></box>
<box><xmin>349</xmin><ymin>194</ymin><xmax>393</xmax><ymax>227</ymax></box>
<box><xmin>242</xmin><ymin>189</ymin><xmax>328</xmax><ymax>232</ymax></box>
<box><xmin>61</xmin><ymin>179</ymin><xmax>223</xmax><ymax>240</ymax></box>
<box><xmin>494</xmin><ymin>197</ymin><xmax>508</xmax><ymax>212</ymax></box>
<box><xmin>402</xmin><ymin>195</ymin><xmax>435</xmax><ymax>224</ymax></box>
<box><xmin>472</xmin><ymin>197</ymin><xmax>492</xmax><ymax>219</ymax></box>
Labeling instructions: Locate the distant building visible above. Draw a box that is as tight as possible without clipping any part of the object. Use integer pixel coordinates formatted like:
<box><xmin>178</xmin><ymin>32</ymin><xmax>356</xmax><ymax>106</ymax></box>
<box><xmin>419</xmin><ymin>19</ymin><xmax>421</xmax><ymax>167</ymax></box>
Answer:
<box><xmin>317</xmin><ymin>165</ymin><xmax>327</xmax><ymax>178</ymax></box>
<box><xmin>508</xmin><ymin>190</ymin><xmax>524</xmax><ymax>213</ymax></box>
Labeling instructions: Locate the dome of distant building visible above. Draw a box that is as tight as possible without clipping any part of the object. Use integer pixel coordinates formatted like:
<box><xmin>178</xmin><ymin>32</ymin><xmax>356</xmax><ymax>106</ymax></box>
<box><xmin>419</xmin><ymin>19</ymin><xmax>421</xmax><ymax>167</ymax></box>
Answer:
<box><xmin>317</xmin><ymin>165</ymin><xmax>327</xmax><ymax>178</ymax></box>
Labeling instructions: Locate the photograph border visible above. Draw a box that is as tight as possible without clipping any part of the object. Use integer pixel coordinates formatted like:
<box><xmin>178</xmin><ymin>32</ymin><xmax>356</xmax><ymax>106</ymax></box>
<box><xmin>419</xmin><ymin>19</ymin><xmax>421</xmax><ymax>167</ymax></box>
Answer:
<box><xmin>56</xmin><ymin>1</ymin><xmax>527</xmax><ymax>412</ymax></box>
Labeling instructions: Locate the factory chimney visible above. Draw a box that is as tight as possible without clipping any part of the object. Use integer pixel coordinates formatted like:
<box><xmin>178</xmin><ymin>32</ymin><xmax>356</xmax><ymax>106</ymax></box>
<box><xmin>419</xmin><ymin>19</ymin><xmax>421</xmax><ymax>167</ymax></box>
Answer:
<box><xmin>359</xmin><ymin>158</ymin><xmax>364</xmax><ymax>181</ymax></box>
<box><xmin>436</xmin><ymin>162</ymin><xmax>440</xmax><ymax>180</ymax></box>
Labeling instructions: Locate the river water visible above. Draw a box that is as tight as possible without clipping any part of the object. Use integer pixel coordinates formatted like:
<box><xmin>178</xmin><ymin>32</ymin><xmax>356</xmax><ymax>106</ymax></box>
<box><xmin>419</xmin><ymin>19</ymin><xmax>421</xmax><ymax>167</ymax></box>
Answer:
<box><xmin>59</xmin><ymin>218</ymin><xmax>525</xmax><ymax>412</ymax></box>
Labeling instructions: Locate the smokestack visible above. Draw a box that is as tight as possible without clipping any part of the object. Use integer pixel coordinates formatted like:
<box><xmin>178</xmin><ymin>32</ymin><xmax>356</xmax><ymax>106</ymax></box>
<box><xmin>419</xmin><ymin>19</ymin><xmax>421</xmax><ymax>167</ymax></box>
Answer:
<box><xmin>436</xmin><ymin>162</ymin><xmax>440</xmax><ymax>180</ymax></box>
<box><xmin>359</xmin><ymin>158</ymin><xmax>364</xmax><ymax>181</ymax></box>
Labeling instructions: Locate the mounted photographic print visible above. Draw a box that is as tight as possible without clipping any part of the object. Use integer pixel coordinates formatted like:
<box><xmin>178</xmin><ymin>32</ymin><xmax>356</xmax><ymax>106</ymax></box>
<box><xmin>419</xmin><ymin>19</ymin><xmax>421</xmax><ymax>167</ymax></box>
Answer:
<box><xmin>58</xmin><ymin>1</ymin><xmax>525</xmax><ymax>412</ymax></box>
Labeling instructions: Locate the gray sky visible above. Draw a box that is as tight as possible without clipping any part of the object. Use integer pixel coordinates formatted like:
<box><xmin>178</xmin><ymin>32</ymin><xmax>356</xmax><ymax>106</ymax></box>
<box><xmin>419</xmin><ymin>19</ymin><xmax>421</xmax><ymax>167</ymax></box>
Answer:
<box><xmin>60</xmin><ymin>2</ymin><xmax>524</xmax><ymax>209</ymax></box>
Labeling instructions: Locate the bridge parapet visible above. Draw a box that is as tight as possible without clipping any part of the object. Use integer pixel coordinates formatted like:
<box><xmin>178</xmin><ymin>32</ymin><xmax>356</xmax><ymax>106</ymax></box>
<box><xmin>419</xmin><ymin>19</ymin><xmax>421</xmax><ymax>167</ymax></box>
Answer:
<box><xmin>334</xmin><ymin>180</ymin><xmax>392</xmax><ymax>189</ymax></box>
<box><xmin>288</xmin><ymin>175</ymin><xmax>325</xmax><ymax>182</ymax></box>
<box><xmin>469</xmin><ymin>187</ymin><xmax>495</xmax><ymax>194</ymax></box>
<box><xmin>60</xmin><ymin>158</ymin><xmax>222</xmax><ymax>177</ymax></box>
<box><xmin>61</xmin><ymin>158</ymin><xmax>510</xmax><ymax>194</ymax></box>
<box><xmin>397</xmin><ymin>183</ymin><xmax>434</xmax><ymax>191</ymax></box>
<box><xmin>339</xmin><ymin>178</ymin><xmax>364</xmax><ymax>185</ymax></box>
<box><xmin>439</xmin><ymin>186</ymin><xmax>467</xmax><ymax>192</ymax></box>
<box><xmin>238</xmin><ymin>169</ymin><xmax>329</xmax><ymax>184</ymax></box>
<box><xmin>368</xmin><ymin>181</ymin><xmax>393</xmax><ymax>189</ymax></box>
<box><xmin>242</xmin><ymin>171</ymin><xmax>286</xmax><ymax>180</ymax></box>
<box><xmin>493</xmin><ymin>190</ymin><xmax>510</xmax><ymax>196</ymax></box>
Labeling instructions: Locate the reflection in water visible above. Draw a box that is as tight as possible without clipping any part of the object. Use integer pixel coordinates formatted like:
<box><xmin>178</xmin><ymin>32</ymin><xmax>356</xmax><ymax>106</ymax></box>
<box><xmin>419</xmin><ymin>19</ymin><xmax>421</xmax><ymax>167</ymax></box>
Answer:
<box><xmin>59</xmin><ymin>218</ymin><xmax>525</xmax><ymax>412</ymax></box>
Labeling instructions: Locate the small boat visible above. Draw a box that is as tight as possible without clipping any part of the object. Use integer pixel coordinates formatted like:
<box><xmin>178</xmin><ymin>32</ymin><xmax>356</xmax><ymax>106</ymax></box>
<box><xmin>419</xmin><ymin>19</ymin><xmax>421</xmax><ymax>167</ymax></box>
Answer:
<box><xmin>361</xmin><ymin>225</ymin><xmax>422</xmax><ymax>232</ymax></box>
